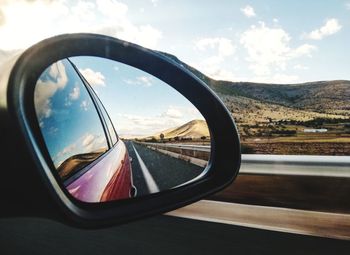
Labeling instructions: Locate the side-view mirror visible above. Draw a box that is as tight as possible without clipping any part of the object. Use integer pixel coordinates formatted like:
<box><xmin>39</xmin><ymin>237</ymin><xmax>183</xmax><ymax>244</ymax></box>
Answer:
<box><xmin>0</xmin><ymin>34</ymin><xmax>241</xmax><ymax>227</ymax></box>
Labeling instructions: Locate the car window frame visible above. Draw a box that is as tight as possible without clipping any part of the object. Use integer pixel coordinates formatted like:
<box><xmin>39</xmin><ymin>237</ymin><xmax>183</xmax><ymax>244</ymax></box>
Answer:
<box><xmin>67</xmin><ymin>59</ymin><xmax>118</xmax><ymax>147</ymax></box>
<box><xmin>82</xmin><ymin>75</ymin><xmax>119</xmax><ymax>146</ymax></box>
<box><xmin>94</xmin><ymin>93</ymin><xmax>119</xmax><ymax>146</ymax></box>
<box><xmin>56</xmin><ymin>58</ymin><xmax>115</xmax><ymax>185</ymax></box>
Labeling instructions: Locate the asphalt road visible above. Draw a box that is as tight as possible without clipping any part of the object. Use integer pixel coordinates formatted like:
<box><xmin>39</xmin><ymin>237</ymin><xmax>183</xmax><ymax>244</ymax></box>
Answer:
<box><xmin>1</xmin><ymin>216</ymin><xmax>350</xmax><ymax>255</ymax></box>
<box><xmin>125</xmin><ymin>141</ymin><xmax>204</xmax><ymax>196</ymax></box>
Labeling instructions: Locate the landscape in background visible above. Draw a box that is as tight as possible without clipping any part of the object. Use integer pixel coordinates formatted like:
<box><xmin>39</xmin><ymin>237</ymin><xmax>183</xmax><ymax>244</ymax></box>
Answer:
<box><xmin>133</xmin><ymin>119</ymin><xmax>210</xmax><ymax>145</ymax></box>
<box><xmin>136</xmin><ymin>52</ymin><xmax>349</xmax><ymax>156</ymax></box>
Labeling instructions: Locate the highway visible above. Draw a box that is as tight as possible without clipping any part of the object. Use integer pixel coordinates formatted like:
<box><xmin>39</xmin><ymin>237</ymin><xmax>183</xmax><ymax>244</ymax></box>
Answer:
<box><xmin>125</xmin><ymin>141</ymin><xmax>350</xmax><ymax>240</ymax></box>
<box><xmin>127</xmin><ymin>141</ymin><xmax>350</xmax><ymax>212</ymax></box>
<box><xmin>125</xmin><ymin>141</ymin><xmax>205</xmax><ymax>196</ymax></box>
<box><xmin>2</xmin><ymin>142</ymin><xmax>350</xmax><ymax>253</ymax></box>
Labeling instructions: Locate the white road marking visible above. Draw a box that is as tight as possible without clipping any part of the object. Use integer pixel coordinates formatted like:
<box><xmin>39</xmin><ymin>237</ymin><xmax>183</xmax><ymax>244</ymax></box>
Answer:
<box><xmin>131</xmin><ymin>143</ymin><xmax>160</xmax><ymax>193</ymax></box>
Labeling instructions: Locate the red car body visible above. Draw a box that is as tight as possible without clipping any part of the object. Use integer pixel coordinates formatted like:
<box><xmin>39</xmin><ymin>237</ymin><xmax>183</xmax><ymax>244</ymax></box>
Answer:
<box><xmin>66</xmin><ymin>139</ymin><xmax>134</xmax><ymax>203</ymax></box>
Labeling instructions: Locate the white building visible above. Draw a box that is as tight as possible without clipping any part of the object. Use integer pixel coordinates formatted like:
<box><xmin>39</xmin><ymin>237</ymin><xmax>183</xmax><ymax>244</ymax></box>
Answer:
<box><xmin>303</xmin><ymin>128</ymin><xmax>328</xmax><ymax>133</ymax></box>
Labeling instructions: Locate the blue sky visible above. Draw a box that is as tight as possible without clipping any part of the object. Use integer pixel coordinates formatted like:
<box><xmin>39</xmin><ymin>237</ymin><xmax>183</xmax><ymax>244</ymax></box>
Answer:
<box><xmin>70</xmin><ymin>56</ymin><xmax>204</xmax><ymax>137</ymax></box>
<box><xmin>0</xmin><ymin>0</ymin><xmax>349</xmax><ymax>84</ymax></box>
<box><xmin>34</xmin><ymin>59</ymin><xmax>109</xmax><ymax>167</ymax></box>
<box><xmin>34</xmin><ymin>56</ymin><xmax>204</xmax><ymax>167</ymax></box>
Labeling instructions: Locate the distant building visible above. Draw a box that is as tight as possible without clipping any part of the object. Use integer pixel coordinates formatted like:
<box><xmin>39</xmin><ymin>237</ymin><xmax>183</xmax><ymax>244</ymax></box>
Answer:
<box><xmin>303</xmin><ymin>128</ymin><xmax>328</xmax><ymax>133</ymax></box>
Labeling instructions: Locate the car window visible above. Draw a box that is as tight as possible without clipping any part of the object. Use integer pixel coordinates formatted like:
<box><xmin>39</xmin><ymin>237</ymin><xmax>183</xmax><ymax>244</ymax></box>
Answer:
<box><xmin>34</xmin><ymin>59</ymin><xmax>109</xmax><ymax>180</ymax></box>
<box><xmin>94</xmin><ymin>91</ymin><xmax>119</xmax><ymax>146</ymax></box>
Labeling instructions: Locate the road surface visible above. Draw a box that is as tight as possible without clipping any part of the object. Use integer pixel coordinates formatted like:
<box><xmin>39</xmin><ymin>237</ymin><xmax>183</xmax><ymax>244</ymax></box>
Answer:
<box><xmin>125</xmin><ymin>141</ymin><xmax>205</xmax><ymax>196</ymax></box>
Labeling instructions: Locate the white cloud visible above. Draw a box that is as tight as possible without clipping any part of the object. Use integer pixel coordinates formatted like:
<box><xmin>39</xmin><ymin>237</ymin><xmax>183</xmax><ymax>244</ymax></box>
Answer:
<box><xmin>96</xmin><ymin>23</ymin><xmax>162</xmax><ymax>49</ymax></box>
<box><xmin>71</xmin><ymin>1</ymin><xmax>96</xmax><ymax>22</ymax></box>
<box><xmin>306</xmin><ymin>18</ymin><xmax>342</xmax><ymax>40</ymax></box>
<box><xmin>96</xmin><ymin>0</ymin><xmax>128</xmax><ymax>18</ymax></box>
<box><xmin>245</xmin><ymin>73</ymin><xmax>299</xmax><ymax>84</ymax></box>
<box><xmin>34</xmin><ymin>61</ymin><xmax>68</xmax><ymax>119</ymax></box>
<box><xmin>162</xmin><ymin>107</ymin><xmax>183</xmax><ymax>119</ymax></box>
<box><xmin>240</xmin><ymin>22</ymin><xmax>316</xmax><ymax>76</ymax></box>
<box><xmin>195</xmin><ymin>37</ymin><xmax>235</xmax><ymax>57</ymax></box>
<box><xmin>54</xmin><ymin>132</ymin><xmax>106</xmax><ymax>167</ymax></box>
<box><xmin>210</xmin><ymin>69</ymin><xmax>238</xmax><ymax>81</ymax></box>
<box><xmin>191</xmin><ymin>57</ymin><xmax>238</xmax><ymax>81</ymax></box>
<box><xmin>137</xmin><ymin>76</ymin><xmax>153</xmax><ymax>87</ymax></box>
<box><xmin>293</xmin><ymin>64</ymin><xmax>309</xmax><ymax>70</ymax></box>
<box><xmin>117</xmin><ymin>113</ymin><xmax>182</xmax><ymax>136</ymax></box>
<box><xmin>80</xmin><ymin>100</ymin><xmax>89</xmax><ymax>111</ymax></box>
<box><xmin>82</xmin><ymin>134</ymin><xmax>95</xmax><ymax>148</ymax></box>
<box><xmin>59</xmin><ymin>144</ymin><xmax>76</xmax><ymax>158</ymax></box>
<box><xmin>193</xmin><ymin>37</ymin><xmax>237</xmax><ymax>81</ymax></box>
<box><xmin>79</xmin><ymin>68</ymin><xmax>106</xmax><ymax>87</ymax></box>
<box><xmin>0</xmin><ymin>0</ymin><xmax>69</xmax><ymax>51</ymax></box>
<box><xmin>151</xmin><ymin>0</ymin><xmax>158</xmax><ymax>7</ymax></box>
<box><xmin>241</xmin><ymin>5</ymin><xmax>256</xmax><ymax>18</ymax></box>
<box><xmin>0</xmin><ymin>0</ymin><xmax>162</xmax><ymax>51</ymax></box>
<box><xmin>0</xmin><ymin>8</ymin><xmax>5</xmax><ymax>26</ymax></box>
<box><xmin>69</xmin><ymin>86</ymin><xmax>80</xmax><ymax>100</ymax></box>
<box><xmin>115</xmin><ymin>106</ymin><xmax>203</xmax><ymax>137</ymax></box>
<box><xmin>266</xmin><ymin>74</ymin><xmax>299</xmax><ymax>83</ymax></box>
<box><xmin>347</xmin><ymin>2</ymin><xmax>350</xmax><ymax>9</ymax></box>
<box><xmin>124</xmin><ymin>76</ymin><xmax>153</xmax><ymax>87</ymax></box>
<box><xmin>55</xmin><ymin>143</ymin><xmax>77</xmax><ymax>165</ymax></box>
<box><xmin>290</xmin><ymin>44</ymin><xmax>317</xmax><ymax>58</ymax></box>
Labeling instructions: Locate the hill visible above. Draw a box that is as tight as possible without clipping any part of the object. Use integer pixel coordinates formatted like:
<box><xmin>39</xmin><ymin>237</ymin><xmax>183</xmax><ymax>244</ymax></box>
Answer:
<box><xmin>57</xmin><ymin>150</ymin><xmax>105</xmax><ymax>179</ymax></box>
<box><xmin>145</xmin><ymin>119</ymin><xmax>209</xmax><ymax>140</ymax></box>
<box><xmin>158</xmin><ymin>51</ymin><xmax>350</xmax><ymax>123</ymax></box>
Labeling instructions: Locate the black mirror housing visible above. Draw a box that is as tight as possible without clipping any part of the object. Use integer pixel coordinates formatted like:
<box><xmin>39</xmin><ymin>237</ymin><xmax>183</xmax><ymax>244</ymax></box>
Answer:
<box><xmin>0</xmin><ymin>33</ymin><xmax>241</xmax><ymax>227</ymax></box>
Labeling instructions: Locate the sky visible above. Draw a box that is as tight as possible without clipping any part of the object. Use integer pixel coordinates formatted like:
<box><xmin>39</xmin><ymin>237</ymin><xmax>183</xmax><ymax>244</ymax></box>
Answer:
<box><xmin>34</xmin><ymin>59</ymin><xmax>109</xmax><ymax>168</ymax></box>
<box><xmin>70</xmin><ymin>56</ymin><xmax>204</xmax><ymax>137</ymax></box>
<box><xmin>0</xmin><ymin>0</ymin><xmax>349</xmax><ymax>84</ymax></box>
<box><xmin>34</xmin><ymin>56</ymin><xmax>204</xmax><ymax>168</ymax></box>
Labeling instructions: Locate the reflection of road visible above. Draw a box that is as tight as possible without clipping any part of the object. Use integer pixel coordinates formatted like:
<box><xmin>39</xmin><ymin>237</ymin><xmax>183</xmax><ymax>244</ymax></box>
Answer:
<box><xmin>125</xmin><ymin>141</ymin><xmax>203</xmax><ymax>197</ymax></box>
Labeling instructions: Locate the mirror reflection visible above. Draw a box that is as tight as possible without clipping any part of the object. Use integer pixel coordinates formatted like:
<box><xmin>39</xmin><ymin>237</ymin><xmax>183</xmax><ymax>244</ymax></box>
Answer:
<box><xmin>34</xmin><ymin>56</ymin><xmax>211</xmax><ymax>203</ymax></box>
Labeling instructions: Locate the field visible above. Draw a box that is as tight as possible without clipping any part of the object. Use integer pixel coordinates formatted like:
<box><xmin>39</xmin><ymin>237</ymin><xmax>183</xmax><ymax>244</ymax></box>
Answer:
<box><xmin>136</xmin><ymin>118</ymin><xmax>350</xmax><ymax>156</ymax></box>
<box><xmin>158</xmin><ymin>52</ymin><xmax>350</xmax><ymax>156</ymax></box>
<box><xmin>238</xmin><ymin>119</ymin><xmax>350</xmax><ymax>155</ymax></box>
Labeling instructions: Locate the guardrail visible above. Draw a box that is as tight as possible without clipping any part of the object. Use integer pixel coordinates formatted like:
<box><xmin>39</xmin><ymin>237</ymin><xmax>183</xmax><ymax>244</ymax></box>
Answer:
<box><xmin>141</xmin><ymin>142</ymin><xmax>210</xmax><ymax>152</ymax></box>
<box><xmin>136</xmin><ymin>142</ymin><xmax>350</xmax><ymax>177</ymax></box>
<box><xmin>138</xmin><ymin>142</ymin><xmax>211</xmax><ymax>161</ymax></box>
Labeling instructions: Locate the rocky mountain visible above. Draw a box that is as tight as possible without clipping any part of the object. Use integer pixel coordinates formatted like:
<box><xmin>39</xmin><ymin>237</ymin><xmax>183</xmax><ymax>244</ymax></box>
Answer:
<box><xmin>159</xmin><ymin>52</ymin><xmax>350</xmax><ymax>123</ymax></box>
<box><xmin>146</xmin><ymin>119</ymin><xmax>209</xmax><ymax>140</ymax></box>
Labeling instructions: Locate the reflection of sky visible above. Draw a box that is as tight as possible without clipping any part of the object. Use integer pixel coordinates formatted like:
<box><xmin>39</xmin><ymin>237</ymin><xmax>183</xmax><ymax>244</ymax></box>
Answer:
<box><xmin>34</xmin><ymin>59</ymin><xmax>107</xmax><ymax>168</ymax></box>
<box><xmin>70</xmin><ymin>56</ymin><xmax>204</xmax><ymax>137</ymax></box>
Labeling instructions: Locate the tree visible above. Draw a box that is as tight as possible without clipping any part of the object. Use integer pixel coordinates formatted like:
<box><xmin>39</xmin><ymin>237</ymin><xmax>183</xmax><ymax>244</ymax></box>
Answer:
<box><xmin>160</xmin><ymin>133</ymin><xmax>165</xmax><ymax>141</ymax></box>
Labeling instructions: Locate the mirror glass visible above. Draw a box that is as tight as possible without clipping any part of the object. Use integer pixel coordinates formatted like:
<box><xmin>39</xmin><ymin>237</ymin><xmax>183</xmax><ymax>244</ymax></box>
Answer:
<box><xmin>33</xmin><ymin>56</ymin><xmax>211</xmax><ymax>203</ymax></box>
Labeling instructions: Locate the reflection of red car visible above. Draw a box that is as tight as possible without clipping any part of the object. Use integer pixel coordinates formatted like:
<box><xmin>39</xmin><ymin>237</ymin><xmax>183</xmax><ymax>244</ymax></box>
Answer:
<box><xmin>66</xmin><ymin>140</ymin><xmax>136</xmax><ymax>202</ymax></box>
<box><xmin>62</xmin><ymin>62</ymin><xmax>137</xmax><ymax>203</ymax></box>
